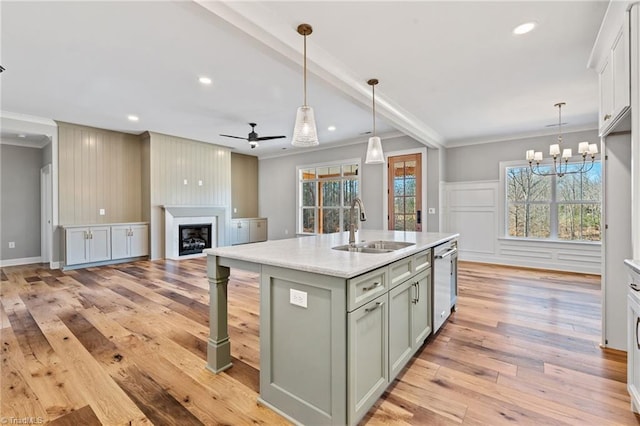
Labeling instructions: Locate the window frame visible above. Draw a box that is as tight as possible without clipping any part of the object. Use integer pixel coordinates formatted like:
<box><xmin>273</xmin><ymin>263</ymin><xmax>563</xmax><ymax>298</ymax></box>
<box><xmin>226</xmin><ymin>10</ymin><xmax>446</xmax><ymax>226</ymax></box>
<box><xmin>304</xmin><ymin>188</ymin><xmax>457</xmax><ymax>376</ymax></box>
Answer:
<box><xmin>500</xmin><ymin>160</ymin><xmax>602</xmax><ymax>243</ymax></box>
<box><xmin>296</xmin><ymin>158</ymin><xmax>362</xmax><ymax>235</ymax></box>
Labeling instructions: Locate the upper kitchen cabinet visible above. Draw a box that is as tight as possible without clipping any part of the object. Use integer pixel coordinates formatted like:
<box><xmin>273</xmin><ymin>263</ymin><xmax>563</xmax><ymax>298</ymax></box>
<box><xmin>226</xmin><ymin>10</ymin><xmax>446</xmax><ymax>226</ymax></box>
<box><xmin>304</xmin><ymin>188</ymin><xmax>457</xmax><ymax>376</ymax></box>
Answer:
<box><xmin>589</xmin><ymin>1</ymin><xmax>632</xmax><ymax>136</ymax></box>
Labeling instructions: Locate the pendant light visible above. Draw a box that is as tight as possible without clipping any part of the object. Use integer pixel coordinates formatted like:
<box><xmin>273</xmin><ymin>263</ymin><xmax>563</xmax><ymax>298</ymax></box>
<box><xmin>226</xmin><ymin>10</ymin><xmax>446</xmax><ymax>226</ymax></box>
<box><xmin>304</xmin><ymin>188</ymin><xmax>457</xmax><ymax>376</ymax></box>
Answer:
<box><xmin>292</xmin><ymin>23</ymin><xmax>319</xmax><ymax>147</ymax></box>
<box><xmin>526</xmin><ymin>102</ymin><xmax>598</xmax><ymax>177</ymax></box>
<box><xmin>365</xmin><ymin>78</ymin><xmax>384</xmax><ymax>164</ymax></box>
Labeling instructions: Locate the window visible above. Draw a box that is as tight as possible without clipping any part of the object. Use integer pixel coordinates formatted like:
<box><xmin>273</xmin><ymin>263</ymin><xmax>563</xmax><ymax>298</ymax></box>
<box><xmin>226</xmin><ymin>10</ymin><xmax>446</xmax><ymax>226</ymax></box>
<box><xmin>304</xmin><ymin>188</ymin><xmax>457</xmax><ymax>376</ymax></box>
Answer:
<box><xmin>506</xmin><ymin>162</ymin><xmax>601</xmax><ymax>241</ymax></box>
<box><xmin>298</xmin><ymin>161</ymin><xmax>360</xmax><ymax>234</ymax></box>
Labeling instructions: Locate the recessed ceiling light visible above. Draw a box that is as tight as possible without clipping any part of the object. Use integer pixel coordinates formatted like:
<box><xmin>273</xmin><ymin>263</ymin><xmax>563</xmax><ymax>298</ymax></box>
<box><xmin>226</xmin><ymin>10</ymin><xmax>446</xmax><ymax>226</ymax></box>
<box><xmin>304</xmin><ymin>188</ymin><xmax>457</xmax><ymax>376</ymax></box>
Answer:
<box><xmin>17</xmin><ymin>134</ymin><xmax>26</xmax><ymax>138</ymax></box>
<box><xmin>199</xmin><ymin>76</ymin><xmax>212</xmax><ymax>85</ymax></box>
<box><xmin>127</xmin><ymin>115</ymin><xmax>139</xmax><ymax>122</ymax></box>
<box><xmin>513</xmin><ymin>22</ymin><xmax>537</xmax><ymax>35</ymax></box>
<box><xmin>328</xmin><ymin>125</ymin><xmax>336</xmax><ymax>131</ymax></box>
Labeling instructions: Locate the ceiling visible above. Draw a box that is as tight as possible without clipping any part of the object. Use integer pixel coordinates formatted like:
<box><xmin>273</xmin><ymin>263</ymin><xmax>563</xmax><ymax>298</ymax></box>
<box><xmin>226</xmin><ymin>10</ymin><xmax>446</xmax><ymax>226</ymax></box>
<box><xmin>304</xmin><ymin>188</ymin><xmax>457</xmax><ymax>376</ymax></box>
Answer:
<box><xmin>0</xmin><ymin>1</ymin><xmax>608</xmax><ymax>157</ymax></box>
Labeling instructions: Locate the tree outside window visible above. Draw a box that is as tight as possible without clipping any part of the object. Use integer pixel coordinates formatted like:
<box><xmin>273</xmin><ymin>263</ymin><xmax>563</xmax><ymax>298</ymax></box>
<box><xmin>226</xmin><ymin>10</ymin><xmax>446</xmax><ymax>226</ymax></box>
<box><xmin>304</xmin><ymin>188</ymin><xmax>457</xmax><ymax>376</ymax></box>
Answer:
<box><xmin>506</xmin><ymin>162</ymin><xmax>601</xmax><ymax>241</ymax></box>
<box><xmin>298</xmin><ymin>162</ymin><xmax>360</xmax><ymax>234</ymax></box>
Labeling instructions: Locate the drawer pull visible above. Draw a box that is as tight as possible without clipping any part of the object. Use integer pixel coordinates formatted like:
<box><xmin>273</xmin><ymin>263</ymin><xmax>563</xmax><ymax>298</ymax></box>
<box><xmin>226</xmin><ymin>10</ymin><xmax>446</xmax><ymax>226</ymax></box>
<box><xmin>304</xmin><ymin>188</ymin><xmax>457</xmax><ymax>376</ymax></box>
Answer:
<box><xmin>365</xmin><ymin>302</ymin><xmax>382</xmax><ymax>313</ymax></box>
<box><xmin>631</xmin><ymin>283</ymin><xmax>640</xmax><ymax>292</ymax></box>
<box><xmin>604</xmin><ymin>114</ymin><xmax>612</xmax><ymax>121</ymax></box>
<box><xmin>362</xmin><ymin>282</ymin><xmax>382</xmax><ymax>292</ymax></box>
<box><xmin>636</xmin><ymin>317</ymin><xmax>640</xmax><ymax>350</ymax></box>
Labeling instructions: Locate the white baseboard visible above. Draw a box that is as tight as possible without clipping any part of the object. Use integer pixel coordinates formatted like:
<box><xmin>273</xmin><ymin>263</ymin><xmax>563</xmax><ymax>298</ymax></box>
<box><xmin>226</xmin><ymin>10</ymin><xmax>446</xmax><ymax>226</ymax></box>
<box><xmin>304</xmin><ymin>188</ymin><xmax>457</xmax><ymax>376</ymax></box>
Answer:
<box><xmin>460</xmin><ymin>251</ymin><xmax>601</xmax><ymax>275</ymax></box>
<box><xmin>0</xmin><ymin>256</ymin><xmax>43</xmax><ymax>267</ymax></box>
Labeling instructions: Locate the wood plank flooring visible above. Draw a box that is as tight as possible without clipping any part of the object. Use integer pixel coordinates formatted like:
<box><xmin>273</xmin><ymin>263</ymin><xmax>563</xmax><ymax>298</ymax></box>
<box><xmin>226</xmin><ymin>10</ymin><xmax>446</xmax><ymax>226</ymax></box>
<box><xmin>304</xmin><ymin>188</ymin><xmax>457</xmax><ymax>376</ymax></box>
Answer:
<box><xmin>1</xmin><ymin>259</ymin><xmax>638</xmax><ymax>425</ymax></box>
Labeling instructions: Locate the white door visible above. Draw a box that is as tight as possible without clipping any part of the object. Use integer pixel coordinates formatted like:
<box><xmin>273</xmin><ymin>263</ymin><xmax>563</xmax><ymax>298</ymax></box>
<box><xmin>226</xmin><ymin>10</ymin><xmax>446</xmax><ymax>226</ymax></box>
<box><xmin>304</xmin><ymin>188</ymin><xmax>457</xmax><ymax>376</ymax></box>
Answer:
<box><xmin>40</xmin><ymin>164</ymin><xmax>52</xmax><ymax>265</ymax></box>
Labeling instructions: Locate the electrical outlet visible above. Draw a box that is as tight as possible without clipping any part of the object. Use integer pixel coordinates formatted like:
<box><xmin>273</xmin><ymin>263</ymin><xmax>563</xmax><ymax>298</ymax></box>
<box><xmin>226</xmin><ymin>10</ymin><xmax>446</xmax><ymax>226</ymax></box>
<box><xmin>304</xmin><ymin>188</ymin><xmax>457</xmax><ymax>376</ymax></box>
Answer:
<box><xmin>8</xmin><ymin>242</ymin><xmax>15</xmax><ymax>248</ymax></box>
<box><xmin>289</xmin><ymin>289</ymin><xmax>308</xmax><ymax>308</ymax></box>
<box><xmin>99</xmin><ymin>208</ymin><xmax>106</xmax><ymax>216</ymax></box>
<box><xmin>428</xmin><ymin>208</ymin><xmax>436</xmax><ymax>214</ymax></box>
<box><xmin>233</xmin><ymin>207</ymin><xmax>237</xmax><ymax>213</ymax></box>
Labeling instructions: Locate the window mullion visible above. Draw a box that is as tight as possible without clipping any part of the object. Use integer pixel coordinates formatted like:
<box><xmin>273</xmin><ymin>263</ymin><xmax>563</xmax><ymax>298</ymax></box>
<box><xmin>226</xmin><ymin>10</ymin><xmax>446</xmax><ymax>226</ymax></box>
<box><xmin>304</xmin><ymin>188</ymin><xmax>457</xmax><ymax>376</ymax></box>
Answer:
<box><xmin>550</xmin><ymin>174</ymin><xmax>558</xmax><ymax>239</ymax></box>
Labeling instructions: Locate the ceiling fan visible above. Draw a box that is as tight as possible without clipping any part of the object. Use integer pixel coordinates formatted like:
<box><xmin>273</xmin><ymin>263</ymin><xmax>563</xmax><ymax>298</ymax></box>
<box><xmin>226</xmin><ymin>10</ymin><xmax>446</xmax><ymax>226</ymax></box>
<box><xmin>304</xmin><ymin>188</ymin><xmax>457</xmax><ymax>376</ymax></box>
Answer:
<box><xmin>219</xmin><ymin>122</ymin><xmax>286</xmax><ymax>149</ymax></box>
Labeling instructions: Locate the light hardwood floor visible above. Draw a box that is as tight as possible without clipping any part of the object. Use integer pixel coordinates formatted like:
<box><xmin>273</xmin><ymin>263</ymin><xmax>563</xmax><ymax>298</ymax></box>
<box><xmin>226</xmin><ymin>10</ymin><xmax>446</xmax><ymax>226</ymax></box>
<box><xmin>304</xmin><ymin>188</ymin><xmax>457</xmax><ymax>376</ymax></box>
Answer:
<box><xmin>1</xmin><ymin>259</ymin><xmax>639</xmax><ymax>425</ymax></box>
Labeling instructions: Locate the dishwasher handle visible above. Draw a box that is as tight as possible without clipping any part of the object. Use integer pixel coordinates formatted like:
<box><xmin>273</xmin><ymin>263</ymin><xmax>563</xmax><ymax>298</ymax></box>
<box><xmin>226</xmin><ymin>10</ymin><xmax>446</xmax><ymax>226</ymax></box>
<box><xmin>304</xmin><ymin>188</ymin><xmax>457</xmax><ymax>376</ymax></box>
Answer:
<box><xmin>435</xmin><ymin>248</ymin><xmax>457</xmax><ymax>259</ymax></box>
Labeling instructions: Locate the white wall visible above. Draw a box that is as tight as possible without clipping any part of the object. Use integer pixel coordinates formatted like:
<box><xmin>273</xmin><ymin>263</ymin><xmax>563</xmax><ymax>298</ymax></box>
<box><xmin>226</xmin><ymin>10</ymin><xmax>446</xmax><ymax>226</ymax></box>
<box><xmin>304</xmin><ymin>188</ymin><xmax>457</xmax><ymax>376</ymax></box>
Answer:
<box><xmin>442</xmin><ymin>180</ymin><xmax>601</xmax><ymax>274</ymax></box>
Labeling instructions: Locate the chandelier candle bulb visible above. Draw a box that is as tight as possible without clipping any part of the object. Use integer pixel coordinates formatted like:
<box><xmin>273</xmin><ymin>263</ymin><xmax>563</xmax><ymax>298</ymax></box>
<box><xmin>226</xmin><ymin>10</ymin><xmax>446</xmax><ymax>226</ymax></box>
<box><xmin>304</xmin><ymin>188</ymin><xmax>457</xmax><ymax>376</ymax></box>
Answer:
<box><xmin>589</xmin><ymin>144</ymin><xmax>598</xmax><ymax>155</ymax></box>
<box><xmin>534</xmin><ymin>152</ymin><xmax>543</xmax><ymax>161</ymax></box>
<box><xmin>578</xmin><ymin>142</ymin><xmax>590</xmax><ymax>154</ymax></box>
<box><xmin>550</xmin><ymin>144</ymin><xmax>561</xmax><ymax>156</ymax></box>
<box><xmin>562</xmin><ymin>149</ymin><xmax>572</xmax><ymax>159</ymax></box>
<box><xmin>526</xmin><ymin>150</ymin><xmax>535</xmax><ymax>161</ymax></box>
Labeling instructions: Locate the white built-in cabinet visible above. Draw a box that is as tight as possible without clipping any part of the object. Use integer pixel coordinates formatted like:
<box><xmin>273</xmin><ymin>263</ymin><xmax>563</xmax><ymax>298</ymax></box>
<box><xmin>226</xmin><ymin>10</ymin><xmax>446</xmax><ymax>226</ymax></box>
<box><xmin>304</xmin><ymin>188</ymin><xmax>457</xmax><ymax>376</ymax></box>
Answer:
<box><xmin>598</xmin><ymin>7</ymin><xmax>631</xmax><ymax>136</ymax></box>
<box><xmin>64</xmin><ymin>222</ymin><xmax>149</xmax><ymax>268</ymax></box>
<box><xmin>627</xmin><ymin>264</ymin><xmax>640</xmax><ymax>413</ymax></box>
<box><xmin>111</xmin><ymin>224</ymin><xmax>149</xmax><ymax>260</ymax></box>
<box><xmin>231</xmin><ymin>218</ymin><xmax>267</xmax><ymax>245</ymax></box>
<box><xmin>65</xmin><ymin>226</ymin><xmax>111</xmax><ymax>266</ymax></box>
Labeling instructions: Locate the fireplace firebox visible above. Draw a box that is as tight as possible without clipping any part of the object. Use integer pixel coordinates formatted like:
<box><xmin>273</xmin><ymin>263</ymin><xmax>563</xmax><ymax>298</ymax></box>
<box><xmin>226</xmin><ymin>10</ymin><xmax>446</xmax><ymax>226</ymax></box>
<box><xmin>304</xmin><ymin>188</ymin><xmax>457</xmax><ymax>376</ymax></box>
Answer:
<box><xmin>178</xmin><ymin>223</ymin><xmax>212</xmax><ymax>256</ymax></box>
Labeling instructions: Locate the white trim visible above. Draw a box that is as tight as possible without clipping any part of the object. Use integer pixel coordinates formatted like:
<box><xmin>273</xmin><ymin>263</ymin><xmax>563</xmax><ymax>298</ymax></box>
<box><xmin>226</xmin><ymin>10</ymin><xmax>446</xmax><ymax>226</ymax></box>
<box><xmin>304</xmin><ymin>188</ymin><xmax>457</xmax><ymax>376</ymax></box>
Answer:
<box><xmin>0</xmin><ymin>256</ymin><xmax>42</xmax><ymax>267</ymax></box>
<box><xmin>40</xmin><ymin>164</ymin><xmax>53</xmax><ymax>266</ymax></box>
<box><xmin>382</xmin><ymin>147</ymin><xmax>428</xmax><ymax>231</ymax></box>
<box><xmin>295</xmin><ymin>159</ymin><xmax>362</xmax><ymax>235</ymax></box>
<box><xmin>446</xmin><ymin>125</ymin><xmax>598</xmax><ymax>148</ymax></box>
<box><xmin>258</xmin><ymin>131</ymin><xmax>405</xmax><ymax>160</ymax></box>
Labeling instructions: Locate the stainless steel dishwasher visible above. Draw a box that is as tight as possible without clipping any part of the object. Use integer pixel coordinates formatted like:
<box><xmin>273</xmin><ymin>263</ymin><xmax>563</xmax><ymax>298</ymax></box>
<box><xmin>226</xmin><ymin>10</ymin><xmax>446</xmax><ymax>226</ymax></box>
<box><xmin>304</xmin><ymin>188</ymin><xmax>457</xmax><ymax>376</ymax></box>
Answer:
<box><xmin>433</xmin><ymin>240</ymin><xmax>458</xmax><ymax>333</ymax></box>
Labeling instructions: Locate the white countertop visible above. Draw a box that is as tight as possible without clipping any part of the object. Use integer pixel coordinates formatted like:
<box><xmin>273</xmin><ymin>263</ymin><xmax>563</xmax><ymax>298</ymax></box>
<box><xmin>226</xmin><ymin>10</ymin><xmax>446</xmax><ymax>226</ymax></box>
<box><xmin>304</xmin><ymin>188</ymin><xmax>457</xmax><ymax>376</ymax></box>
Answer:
<box><xmin>625</xmin><ymin>259</ymin><xmax>640</xmax><ymax>275</ymax></box>
<box><xmin>205</xmin><ymin>230</ymin><xmax>459</xmax><ymax>279</ymax></box>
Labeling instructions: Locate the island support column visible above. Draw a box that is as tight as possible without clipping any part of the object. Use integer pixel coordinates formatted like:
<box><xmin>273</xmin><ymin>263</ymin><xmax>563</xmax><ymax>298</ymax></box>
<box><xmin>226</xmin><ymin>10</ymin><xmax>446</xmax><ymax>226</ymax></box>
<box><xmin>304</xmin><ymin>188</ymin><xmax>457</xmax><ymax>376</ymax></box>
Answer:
<box><xmin>206</xmin><ymin>255</ymin><xmax>232</xmax><ymax>373</ymax></box>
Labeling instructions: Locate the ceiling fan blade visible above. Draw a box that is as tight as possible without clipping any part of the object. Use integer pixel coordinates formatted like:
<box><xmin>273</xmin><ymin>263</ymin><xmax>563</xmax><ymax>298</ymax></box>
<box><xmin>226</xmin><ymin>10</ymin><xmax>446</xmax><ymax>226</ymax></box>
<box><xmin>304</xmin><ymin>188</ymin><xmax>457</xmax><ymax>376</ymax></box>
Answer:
<box><xmin>256</xmin><ymin>135</ymin><xmax>286</xmax><ymax>141</ymax></box>
<box><xmin>219</xmin><ymin>134</ymin><xmax>248</xmax><ymax>140</ymax></box>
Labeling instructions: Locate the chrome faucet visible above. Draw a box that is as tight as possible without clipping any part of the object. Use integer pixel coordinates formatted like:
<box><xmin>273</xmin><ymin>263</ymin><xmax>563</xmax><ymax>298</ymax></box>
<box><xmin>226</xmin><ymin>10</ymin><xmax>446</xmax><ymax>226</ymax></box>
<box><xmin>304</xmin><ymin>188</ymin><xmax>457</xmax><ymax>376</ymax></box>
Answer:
<box><xmin>349</xmin><ymin>198</ymin><xmax>367</xmax><ymax>245</ymax></box>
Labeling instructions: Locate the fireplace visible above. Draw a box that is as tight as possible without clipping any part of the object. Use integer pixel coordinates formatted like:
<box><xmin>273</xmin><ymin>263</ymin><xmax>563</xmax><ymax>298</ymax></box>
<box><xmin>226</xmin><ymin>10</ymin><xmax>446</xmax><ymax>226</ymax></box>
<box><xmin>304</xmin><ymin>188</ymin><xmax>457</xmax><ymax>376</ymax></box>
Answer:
<box><xmin>178</xmin><ymin>223</ymin><xmax>212</xmax><ymax>256</ymax></box>
<box><xmin>163</xmin><ymin>206</ymin><xmax>225</xmax><ymax>260</ymax></box>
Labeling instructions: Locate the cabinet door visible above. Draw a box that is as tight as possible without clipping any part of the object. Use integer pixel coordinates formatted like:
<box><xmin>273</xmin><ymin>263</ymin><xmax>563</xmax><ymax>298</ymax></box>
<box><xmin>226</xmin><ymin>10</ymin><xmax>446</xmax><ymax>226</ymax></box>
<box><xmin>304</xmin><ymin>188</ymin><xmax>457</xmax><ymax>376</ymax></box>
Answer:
<box><xmin>250</xmin><ymin>219</ymin><xmax>267</xmax><ymax>242</ymax></box>
<box><xmin>612</xmin><ymin>23</ymin><xmax>630</xmax><ymax>119</ymax></box>
<box><xmin>232</xmin><ymin>220</ymin><xmax>250</xmax><ymax>245</ymax></box>
<box><xmin>388</xmin><ymin>280</ymin><xmax>413</xmax><ymax>380</ymax></box>
<box><xmin>111</xmin><ymin>226</ymin><xmax>130</xmax><ymax>260</ymax></box>
<box><xmin>348</xmin><ymin>294</ymin><xmax>388</xmax><ymax>425</ymax></box>
<box><xmin>66</xmin><ymin>228</ymin><xmax>89</xmax><ymax>266</ymax></box>
<box><xmin>89</xmin><ymin>226</ymin><xmax>111</xmax><ymax>262</ymax></box>
<box><xmin>129</xmin><ymin>224</ymin><xmax>149</xmax><ymax>257</ymax></box>
<box><xmin>599</xmin><ymin>57</ymin><xmax>614</xmax><ymax>133</ymax></box>
<box><xmin>412</xmin><ymin>269</ymin><xmax>432</xmax><ymax>349</ymax></box>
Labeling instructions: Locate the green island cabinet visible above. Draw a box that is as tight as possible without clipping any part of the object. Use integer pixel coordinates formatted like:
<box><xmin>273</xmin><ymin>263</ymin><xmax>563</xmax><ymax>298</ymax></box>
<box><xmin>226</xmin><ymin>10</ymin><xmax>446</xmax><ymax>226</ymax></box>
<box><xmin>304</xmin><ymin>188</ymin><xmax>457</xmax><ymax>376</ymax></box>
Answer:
<box><xmin>205</xmin><ymin>231</ymin><xmax>456</xmax><ymax>425</ymax></box>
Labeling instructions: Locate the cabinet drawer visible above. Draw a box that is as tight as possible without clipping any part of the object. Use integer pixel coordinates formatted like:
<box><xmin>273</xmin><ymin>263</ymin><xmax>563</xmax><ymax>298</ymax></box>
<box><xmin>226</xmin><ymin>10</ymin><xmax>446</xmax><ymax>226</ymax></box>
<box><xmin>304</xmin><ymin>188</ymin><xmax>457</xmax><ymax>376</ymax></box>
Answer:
<box><xmin>348</xmin><ymin>268</ymin><xmax>387</xmax><ymax>312</ymax></box>
<box><xmin>413</xmin><ymin>249</ymin><xmax>432</xmax><ymax>273</ymax></box>
<box><xmin>389</xmin><ymin>257</ymin><xmax>413</xmax><ymax>288</ymax></box>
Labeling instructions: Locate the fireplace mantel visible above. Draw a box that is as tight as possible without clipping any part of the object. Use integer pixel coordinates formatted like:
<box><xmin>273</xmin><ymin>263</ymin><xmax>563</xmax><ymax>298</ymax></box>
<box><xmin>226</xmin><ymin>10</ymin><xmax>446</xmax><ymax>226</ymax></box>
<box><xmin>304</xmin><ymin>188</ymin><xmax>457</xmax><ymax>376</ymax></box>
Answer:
<box><xmin>163</xmin><ymin>205</ymin><xmax>228</xmax><ymax>259</ymax></box>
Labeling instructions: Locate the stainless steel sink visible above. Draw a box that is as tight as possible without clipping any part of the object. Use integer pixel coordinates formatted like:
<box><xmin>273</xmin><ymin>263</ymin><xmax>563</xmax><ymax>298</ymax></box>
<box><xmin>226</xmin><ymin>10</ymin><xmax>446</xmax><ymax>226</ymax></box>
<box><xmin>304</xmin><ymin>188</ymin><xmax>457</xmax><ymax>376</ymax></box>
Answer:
<box><xmin>360</xmin><ymin>240</ymin><xmax>415</xmax><ymax>250</ymax></box>
<box><xmin>332</xmin><ymin>240</ymin><xmax>415</xmax><ymax>253</ymax></box>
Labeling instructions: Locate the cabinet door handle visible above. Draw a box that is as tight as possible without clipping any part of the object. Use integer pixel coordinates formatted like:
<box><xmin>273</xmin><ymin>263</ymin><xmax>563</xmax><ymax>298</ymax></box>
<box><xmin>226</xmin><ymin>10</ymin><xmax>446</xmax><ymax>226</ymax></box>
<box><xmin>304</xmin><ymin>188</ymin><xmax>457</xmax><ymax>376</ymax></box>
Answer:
<box><xmin>362</xmin><ymin>282</ymin><xmax>381</xmax><ymax>292</ymax></box>
<box><xmin>631</xmin><ymin>283</ymin><xmax>640</xmax><ymax>292</ymax></box>
<box><xmin>416</xmin><ymin>281</ymin><xmax>420</xmax><ymax>302</ymax></box>
<box><xmin>636</xmin><ymin>317</ymin><xmax>640</xmax><ymax>350</ymax></box>
<box><xmin>365</xmin><ymin>302</ymin><xmax>382</xmax><ymax>313</ymax></box>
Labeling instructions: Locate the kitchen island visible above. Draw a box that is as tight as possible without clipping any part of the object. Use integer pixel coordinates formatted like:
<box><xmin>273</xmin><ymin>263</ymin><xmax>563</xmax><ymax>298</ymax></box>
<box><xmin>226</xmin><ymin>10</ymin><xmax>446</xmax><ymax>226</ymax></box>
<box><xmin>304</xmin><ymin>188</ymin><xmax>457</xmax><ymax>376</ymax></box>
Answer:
<box><xmin>205</xmin><ymin>230</ymin><xmax>458</xmax><ymax>425</ymax></box>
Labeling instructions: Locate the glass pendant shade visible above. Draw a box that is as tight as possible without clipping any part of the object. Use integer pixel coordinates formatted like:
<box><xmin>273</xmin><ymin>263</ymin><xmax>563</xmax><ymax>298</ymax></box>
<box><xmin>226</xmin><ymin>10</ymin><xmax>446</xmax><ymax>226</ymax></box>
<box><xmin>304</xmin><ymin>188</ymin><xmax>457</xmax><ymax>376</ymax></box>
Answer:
<box><xmin>365</xmin><ymin>136</ymin><xmax>384</xmax><ymax>164</ymax></box>
<box><xmin>292</xmin><ymin>105</ymin><xmax>319</xmax><ymax>147</ymax></box>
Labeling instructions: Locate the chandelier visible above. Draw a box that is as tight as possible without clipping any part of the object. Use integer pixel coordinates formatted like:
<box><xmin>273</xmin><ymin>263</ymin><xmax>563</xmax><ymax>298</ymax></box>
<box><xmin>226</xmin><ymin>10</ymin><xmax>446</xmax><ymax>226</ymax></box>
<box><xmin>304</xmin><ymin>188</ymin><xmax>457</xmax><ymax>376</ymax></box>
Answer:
<box><xmin>526</xmin><ymin>102</ymin><xmax>598</xmax><ymax>177</ymax></box>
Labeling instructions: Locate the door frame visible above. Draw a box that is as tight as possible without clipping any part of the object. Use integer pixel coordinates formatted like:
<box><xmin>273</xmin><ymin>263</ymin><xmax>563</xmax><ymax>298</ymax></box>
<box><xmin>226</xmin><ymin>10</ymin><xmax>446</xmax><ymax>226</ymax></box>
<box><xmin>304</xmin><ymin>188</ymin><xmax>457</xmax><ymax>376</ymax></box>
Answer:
<box><xmin>382</xmin><ymin>148</ymin><xmax>428</xmax><ymax>231</ymax></box>
<box><xmin>41</xmin><ymin>163</ymin><xmax>53</xmax><ymax>265</ymax></box>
